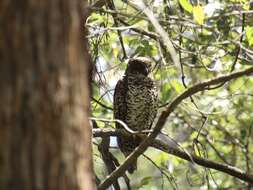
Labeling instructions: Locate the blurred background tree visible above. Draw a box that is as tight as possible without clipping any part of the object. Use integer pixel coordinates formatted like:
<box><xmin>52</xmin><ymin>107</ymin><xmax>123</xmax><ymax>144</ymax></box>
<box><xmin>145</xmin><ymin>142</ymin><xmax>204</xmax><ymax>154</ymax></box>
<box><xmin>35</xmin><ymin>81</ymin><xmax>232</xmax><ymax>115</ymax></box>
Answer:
<box><xmin>0</xmin><ymin>1</ymin><xmax>94</xmax><ymax>189</ymax></box>
<box><xmin>87</xmin><ymin>0</ymin><xmax>253</xmax><ymax>189</ymax></box>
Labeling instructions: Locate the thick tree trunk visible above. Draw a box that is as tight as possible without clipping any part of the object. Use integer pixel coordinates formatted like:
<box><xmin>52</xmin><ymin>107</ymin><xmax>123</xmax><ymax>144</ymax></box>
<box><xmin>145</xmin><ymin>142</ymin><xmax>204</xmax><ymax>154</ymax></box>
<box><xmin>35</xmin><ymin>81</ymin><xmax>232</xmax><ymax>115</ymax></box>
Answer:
<box><xmin>0</xmin><ymin>1</ymin><xmax>95</xmax><ymax>189</ymax></box>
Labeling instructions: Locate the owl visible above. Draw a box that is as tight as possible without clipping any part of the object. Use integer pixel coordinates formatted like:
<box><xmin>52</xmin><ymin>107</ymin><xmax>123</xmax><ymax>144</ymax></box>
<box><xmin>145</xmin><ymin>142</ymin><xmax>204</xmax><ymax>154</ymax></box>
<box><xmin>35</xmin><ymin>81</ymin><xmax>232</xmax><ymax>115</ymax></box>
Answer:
<box><xmin>113</xmin><ymin>57</ymin><xmax>158</xmax><ymax>173</ymax></box>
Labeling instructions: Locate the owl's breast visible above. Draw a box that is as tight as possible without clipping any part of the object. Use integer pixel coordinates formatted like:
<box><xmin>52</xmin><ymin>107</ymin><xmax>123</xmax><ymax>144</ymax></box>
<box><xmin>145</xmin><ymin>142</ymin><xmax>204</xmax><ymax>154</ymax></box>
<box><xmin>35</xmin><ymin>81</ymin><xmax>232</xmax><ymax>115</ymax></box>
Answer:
<box><xmin>126</xmin><ymin>76</ymin><xmax>158</xmax><ymax>131</ymax></box>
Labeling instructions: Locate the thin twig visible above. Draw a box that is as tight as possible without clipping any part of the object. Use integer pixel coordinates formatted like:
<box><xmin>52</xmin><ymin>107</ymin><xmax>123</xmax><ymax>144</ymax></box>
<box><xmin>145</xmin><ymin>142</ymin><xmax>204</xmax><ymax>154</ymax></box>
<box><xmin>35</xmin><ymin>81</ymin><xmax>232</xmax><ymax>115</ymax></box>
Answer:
<box><xmin>142</xmin><ymin>154</ymin><xmax>178</xmax><ymax>190</ymax></box>
<box><xmin>91</xmin><ymin>97</ymin><xmax>113</xmax><ymax>110</ymax></box>
<box><xmin>107</xmin><ymin>0</ymin><xmax>127</xmax><ymax>59</ymax></box>
<box><xmin>90</xmin><ymin>117</ymin><xmax>153</xmax><ymax>134</ymax></box>
<box><xmin>230</xmin><ymin>13</ymin><xmax>246</xmax><ymax>72</ymax></box>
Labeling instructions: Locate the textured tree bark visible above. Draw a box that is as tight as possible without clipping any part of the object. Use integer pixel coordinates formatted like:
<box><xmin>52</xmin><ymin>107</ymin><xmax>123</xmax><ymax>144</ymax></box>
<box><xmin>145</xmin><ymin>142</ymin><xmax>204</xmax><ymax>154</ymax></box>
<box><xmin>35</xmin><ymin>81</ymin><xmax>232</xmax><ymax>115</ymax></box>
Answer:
<box><xmin>0</xmin><ymin>1</ymin><xmax>95</xmax><ymax>189</ymax></box>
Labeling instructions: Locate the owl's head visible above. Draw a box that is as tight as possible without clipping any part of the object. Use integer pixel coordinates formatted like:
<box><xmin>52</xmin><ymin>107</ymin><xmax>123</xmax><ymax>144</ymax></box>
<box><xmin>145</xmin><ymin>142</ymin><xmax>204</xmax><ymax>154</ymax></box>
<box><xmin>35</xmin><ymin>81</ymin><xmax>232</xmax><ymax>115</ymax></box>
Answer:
<box><xmin>125</xmin><ymin>57</ymin><xmax>153</xmax><ymax>76</ymax></box>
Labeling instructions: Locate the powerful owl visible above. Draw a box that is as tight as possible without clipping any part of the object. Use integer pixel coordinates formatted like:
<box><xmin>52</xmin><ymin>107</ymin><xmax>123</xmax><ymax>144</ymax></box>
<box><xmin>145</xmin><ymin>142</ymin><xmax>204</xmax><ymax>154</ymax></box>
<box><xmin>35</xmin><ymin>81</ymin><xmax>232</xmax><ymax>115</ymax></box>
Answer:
<box><xmin>113</xmin><ymin>57</ymin><xmax>158</xmax><ymax>173</ymax></box>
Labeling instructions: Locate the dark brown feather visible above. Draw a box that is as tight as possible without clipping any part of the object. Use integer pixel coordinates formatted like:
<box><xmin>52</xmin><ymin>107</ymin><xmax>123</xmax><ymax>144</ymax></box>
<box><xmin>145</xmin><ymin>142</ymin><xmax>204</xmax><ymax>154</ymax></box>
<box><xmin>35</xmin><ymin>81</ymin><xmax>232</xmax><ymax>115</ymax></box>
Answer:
<box><xmin>113</xmin><ymin>58</ymin><xmax>158</xmax><ymax>173</ymax></box>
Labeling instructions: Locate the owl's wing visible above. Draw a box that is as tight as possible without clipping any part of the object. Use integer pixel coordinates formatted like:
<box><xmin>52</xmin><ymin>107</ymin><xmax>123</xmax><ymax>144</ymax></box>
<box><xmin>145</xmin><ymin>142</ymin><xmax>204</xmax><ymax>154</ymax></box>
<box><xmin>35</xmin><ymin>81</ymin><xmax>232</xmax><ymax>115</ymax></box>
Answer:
<box><xmin>113</xmin><ymin>78</ymin><xmax>127</xmax><ymax>129</ymax></box>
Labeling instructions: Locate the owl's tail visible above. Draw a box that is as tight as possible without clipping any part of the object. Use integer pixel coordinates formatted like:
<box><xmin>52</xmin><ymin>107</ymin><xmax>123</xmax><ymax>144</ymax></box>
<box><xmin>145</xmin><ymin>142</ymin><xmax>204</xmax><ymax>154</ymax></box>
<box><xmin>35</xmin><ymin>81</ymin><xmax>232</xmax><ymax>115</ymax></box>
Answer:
<box><xmin>127</xmin><ymin>159</ymin><xmax>137</xmax><ymax>174</ymax></box>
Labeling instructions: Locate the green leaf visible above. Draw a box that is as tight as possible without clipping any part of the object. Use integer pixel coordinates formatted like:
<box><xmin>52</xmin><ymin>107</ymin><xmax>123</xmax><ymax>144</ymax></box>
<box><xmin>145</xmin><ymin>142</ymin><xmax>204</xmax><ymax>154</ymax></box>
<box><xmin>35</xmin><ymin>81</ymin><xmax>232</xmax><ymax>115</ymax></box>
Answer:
<box><xmin>161</xmin><ymin>82</ymin><xmax>172</xmax><ymax>103</ymax></box>
<box><xmin>155</xmin><ymin>152</ymin><xmax>169</xmax><ymax>167</ymax></box>
<box><xmin>242</xmin><ymin>4</ymin><xmax>250</xmax><ymax>10</ymax></box>
<box><xmin>193</xmin><ymin>5</ymin><xmax>205</xmax><ymax>25</ymax></box>
<box><xmin>178</xmin><ymin>0</ymin><xmax>193</xmax><ymax>13</ymax></box>
<box><xmin>170</xmin><ymin>79</ymin><xmax>184</xmax><ymax>93</ymax></box>
<box><xmin>141</xmin><ymin>176</ymin><xmax>152</xmax><ymax>187</ymax></box>
<box><xmin>246</xmin><ymin>26</ymin><xmax>253</xmax><ymax>46</ymax></box>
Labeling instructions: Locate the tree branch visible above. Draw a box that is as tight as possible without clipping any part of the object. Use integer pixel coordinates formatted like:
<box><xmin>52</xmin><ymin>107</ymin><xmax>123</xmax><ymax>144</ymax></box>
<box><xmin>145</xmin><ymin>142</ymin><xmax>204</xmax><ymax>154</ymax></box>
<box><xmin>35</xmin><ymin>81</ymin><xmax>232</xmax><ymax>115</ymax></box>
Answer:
<box><xmin>152</xmin><ymin>139</ymin><xmax>253</xmax><ymax>184</ymax></box>
<box><xmin>98</xmin><ymin>66</ymin><xmax>253</xmax><ymax>189</ymax></box>
<box><xmin>94</xmin><ymin>128</ymin><xmax>253</xmax><ymax>184</ymax></box>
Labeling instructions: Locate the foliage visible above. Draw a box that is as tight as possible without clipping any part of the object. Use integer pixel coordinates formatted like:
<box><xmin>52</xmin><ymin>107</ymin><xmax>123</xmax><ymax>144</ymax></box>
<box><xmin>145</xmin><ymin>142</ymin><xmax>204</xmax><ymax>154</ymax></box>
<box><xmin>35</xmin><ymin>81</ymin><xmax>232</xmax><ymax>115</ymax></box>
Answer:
<box><xmin>87</xmin><ymin>0</ymin><xmax>253</xmax><ymax>189</ymax></box>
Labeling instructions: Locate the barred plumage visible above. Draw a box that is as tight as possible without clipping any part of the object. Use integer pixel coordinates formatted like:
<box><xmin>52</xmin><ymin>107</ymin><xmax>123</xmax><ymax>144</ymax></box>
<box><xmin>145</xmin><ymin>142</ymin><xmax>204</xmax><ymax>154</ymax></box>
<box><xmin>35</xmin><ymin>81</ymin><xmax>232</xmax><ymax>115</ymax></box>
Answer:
<box><xmin>113</xmin><ymin>57</ymin><xmax>158</xmax><ymax>173</ymax></box>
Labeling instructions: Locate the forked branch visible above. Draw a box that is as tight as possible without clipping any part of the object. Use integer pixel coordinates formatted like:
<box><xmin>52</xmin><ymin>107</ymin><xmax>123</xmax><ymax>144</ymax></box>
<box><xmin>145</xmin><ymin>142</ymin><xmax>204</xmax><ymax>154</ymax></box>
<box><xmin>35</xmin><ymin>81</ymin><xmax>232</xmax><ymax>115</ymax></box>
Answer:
<box><xmin>98</xmin><ymin>66</ymin><xmax>253</xmax><ymax>189</ymax></box>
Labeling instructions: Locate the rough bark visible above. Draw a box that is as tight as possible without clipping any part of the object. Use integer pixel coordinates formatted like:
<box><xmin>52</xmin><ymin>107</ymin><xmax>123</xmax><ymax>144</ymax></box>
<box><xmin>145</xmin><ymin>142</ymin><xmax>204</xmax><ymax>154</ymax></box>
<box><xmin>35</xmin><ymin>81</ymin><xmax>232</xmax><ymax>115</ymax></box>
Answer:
<box><xmin>0</xmin><ymin>1</ymin><xmax>95</xmax><ymax>189</ymax></box>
